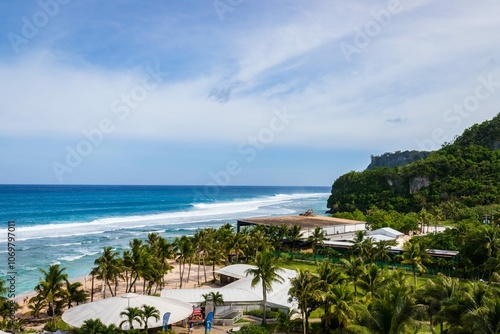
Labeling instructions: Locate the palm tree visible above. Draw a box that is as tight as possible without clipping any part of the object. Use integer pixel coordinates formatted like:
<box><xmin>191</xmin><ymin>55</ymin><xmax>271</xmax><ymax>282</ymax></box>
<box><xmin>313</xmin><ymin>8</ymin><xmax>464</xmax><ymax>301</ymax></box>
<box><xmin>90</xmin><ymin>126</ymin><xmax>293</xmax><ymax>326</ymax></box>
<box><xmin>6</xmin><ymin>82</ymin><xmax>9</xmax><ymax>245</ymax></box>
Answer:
<box><xmin>275</xmin><ymin>309</ymin><xmax>300</xmax><ymax>334</ymax></box>
<box><xmin>358</xmin><ymin>263</ymin><xmax>385</xmax><ymax>296</ymax></box>
<box><xmin>418</xmin><ymin>208</ymin><xmax>433</xmax><ymax>234</ymax></box>
<box><xmin>247</xmin><ymin>229</ymin><xmax>273</xmax><ymax>261</ymax></box>
<box><xmin>340</xmin><ymin>256</ymin><xmax>365</xmax><ymax>298</ymax></box>
<box><xmin>173</xmin><ymin>236</ymin><xmax>194</xmax><ymax>288</ymax></box>
<box><xmin>34</xmin><ymin>264</ymin><xmax>68</xmax><ymax>322</ymax></box>
<box><xmin>316</xmin><ymin>259</ymin><xmax>345</xmax><ymax>332</ymax></box>
<box><xmin>65</xmin><ymin>280</ymin><xmax>87</xmax><ymax>308</ymax></box>
<box><xmin>94</xmin><ymin>246</ymin><xmax>121</xmax><ymax>298</ymax></box>
<box><xmin>80</xmin><ymin>318</ymin><xmax>108</xmax><ymax>334</ymax></box>
<box><xmin>354</xmin><ymin>280</ymin><xmax>417</xmax><ymax>334</ymax></box>
<box><xmin>276</xmin><ymin>224</ymin><xmax>289</xmax><ymax>252</ymax></box>
<box><xmin>126</xmin><ymin>239</ymin><xmax>152</xmax><ymax>293</ymax></box>
<box><xmin>401</xmin><ymin>241</ymin><xmax>427</xmax><ymax>286</ymax></box>
<box><xmin>207</xmin><ymin>241</ymin><xmax>227</xmax><ymax>281</ymax></box>
<box><xmin>27</xmin><ymin>296</ymin><xmax>46</xmax><ymax>319</ymax></box>
<box><xmin>463</xmin><ymin>297</ymin><xmax>500</xmax><ymax>334</ymax></box>
<box><xmin>202</xmin><ymin>291</ymin><xmax>224</xmax><ymax>314</ymax></box>
<box><xmin>289</xmin><ymin>268</ymin><xmax>322</xmax><ymax>334</ymax></box>
<box><xmin>152</xmin><ymin>236</ymin><xmax>175</xmax><ymax>288</ymax></box>
<box><xmin>373</xmin><ymin>239</ymin><xmax>397</xmax><ymax>264</ymax></box>
<box><xmin>351</xmin><ymin>230</ymin><xmax>368</xmax><ymax>257</ymax></box>
<box><xmin>287</xmin><ymin>224</ymin><xmax>303</xmax><ymax>256</ymax></box>
<box><xmin>438</xmin><ymin>280</ymin><xmax>496</xmax><ymax>332</ymax></box>
<box><xmin>140</xmin><ymin>304</ymin><xmax>160</xmax><ymax>332</ymax></box>
<box><xmin>416</xmin><ymin>273</ymin><xmax>461</xmax><ymax>332</ymax></box>
<box><xmin>245</xmin><ymin>251</ymin><xmax>284</xmax><ymax>325</ymax></box>
<box><xmin>89</xmin><ymin>266</ymin><xmax>99</xmax><ymax>302</ymax></box>
<box><xmin>119</xmin><ymin>306</ymin><xmax>143</xmax><ymax>330</ymax></box>
<box><xmin>147</xmin><ymin>232</ymin><xmax>160</xmax><ymax>247</ymax></box>
<box><xmin>307</xmin><ymin>226</ymin><xmax>327</xmax><ymax>254</ymax></box>
<box><xmin>329</xmin><ymin>284</ymin><xmax>356</xmax><ymax>334</ymax></box>
<box><xmin>229</xmin><ymin>231</ymin><xmax>248</xmax><ymax>263</ymax></box>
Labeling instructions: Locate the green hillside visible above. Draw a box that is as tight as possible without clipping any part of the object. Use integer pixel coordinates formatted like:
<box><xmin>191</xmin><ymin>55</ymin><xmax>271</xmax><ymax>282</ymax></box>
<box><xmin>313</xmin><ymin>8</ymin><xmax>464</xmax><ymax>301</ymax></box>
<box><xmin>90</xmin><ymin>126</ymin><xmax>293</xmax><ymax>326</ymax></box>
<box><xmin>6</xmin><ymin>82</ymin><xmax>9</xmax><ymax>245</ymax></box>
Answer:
<box><xmin>327</xmin><ymin>113</ymin><xmax>500</xmax><ymax>213</ymax></box>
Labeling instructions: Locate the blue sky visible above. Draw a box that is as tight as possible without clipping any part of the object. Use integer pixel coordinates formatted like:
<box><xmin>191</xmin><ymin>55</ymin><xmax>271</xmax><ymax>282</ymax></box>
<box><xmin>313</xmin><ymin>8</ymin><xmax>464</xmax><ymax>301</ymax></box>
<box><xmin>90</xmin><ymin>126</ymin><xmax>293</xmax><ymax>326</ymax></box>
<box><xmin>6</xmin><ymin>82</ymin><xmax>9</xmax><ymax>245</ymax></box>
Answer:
<box><xmin>0</xmin><ymin>0</ymin><xmax>499</xmax><ymax>186</ymax></box>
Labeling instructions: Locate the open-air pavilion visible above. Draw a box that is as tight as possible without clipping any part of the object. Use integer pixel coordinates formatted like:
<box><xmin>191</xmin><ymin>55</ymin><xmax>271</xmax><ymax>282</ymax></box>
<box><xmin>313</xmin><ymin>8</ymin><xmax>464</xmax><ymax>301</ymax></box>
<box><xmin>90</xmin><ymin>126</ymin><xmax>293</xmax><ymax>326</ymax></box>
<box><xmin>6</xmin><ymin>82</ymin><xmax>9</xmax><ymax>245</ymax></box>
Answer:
<box><xmin>62</xmin><ymin>293</ymin><xmax>193</xmax><ymax>330</ymax></box>
<box><xmin>160</xmin><ymin>264</ymin><xmax>298</xmax><ymax>318</ymax></box>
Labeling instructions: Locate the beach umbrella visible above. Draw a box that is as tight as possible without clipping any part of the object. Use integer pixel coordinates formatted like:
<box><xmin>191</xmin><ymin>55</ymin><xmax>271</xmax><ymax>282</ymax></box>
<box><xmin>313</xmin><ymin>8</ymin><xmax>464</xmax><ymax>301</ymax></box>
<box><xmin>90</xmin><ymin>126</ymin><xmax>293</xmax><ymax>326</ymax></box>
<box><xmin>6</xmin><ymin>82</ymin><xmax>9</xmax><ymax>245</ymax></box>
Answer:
<box><xmin>62</xmin><ymin>293</ymin><xmax>193</xmax><ymax>330</ymax></box>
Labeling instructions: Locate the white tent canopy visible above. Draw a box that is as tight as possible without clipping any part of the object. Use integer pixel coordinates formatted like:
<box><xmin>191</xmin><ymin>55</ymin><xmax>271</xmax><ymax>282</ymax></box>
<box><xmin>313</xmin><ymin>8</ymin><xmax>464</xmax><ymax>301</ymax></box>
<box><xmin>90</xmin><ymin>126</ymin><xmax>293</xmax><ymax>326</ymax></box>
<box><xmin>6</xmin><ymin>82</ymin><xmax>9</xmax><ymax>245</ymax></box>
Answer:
<box><xmin>62</xmin><ymin>293</ymin><xmax>193</xmax><ymax>330</ymax></box>
<box><xmin>161</xmin><ymin>264</ymin><xmax>298</xmax><ymax>310</ymax></box>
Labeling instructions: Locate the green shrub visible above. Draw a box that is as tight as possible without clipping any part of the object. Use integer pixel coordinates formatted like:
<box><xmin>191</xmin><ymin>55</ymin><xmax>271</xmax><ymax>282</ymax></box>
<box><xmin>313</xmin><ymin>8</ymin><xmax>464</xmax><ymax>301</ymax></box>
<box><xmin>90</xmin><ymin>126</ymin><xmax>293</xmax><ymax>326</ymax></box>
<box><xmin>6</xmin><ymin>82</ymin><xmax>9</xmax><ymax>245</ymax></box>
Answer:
<box><xmin>237</xmin><ymin>324</ymin><xmax>269</xmax><ymax>334</ymax></box>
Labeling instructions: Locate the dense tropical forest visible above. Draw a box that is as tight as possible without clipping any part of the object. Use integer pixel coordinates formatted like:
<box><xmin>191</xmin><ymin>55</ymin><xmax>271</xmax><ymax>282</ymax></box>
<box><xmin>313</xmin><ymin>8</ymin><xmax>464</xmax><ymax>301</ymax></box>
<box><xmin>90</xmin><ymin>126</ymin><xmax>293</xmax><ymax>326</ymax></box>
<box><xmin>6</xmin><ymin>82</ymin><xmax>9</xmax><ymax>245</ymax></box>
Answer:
<box><xmin>327</xmin><ymin>113</ymin><xmax>500</xmax><ymax>213</ymax></box>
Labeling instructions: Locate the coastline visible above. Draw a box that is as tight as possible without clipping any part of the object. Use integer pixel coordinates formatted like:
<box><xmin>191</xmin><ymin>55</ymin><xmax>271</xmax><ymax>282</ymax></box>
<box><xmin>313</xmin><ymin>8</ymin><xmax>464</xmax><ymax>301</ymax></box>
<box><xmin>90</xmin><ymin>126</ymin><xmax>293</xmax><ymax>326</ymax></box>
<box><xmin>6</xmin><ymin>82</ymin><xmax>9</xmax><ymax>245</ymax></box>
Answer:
<box><xmin>15</xmin><ymin>261</ymin><xmax>220</xmax><ymax>318</ymax></box>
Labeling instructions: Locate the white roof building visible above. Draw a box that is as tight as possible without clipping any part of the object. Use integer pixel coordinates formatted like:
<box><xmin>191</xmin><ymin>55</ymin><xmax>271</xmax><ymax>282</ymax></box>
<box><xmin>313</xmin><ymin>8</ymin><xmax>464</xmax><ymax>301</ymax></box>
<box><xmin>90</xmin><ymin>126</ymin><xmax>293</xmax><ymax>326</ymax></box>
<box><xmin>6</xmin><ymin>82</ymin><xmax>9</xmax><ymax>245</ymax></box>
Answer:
<box><xmin>160</xmin><ymin>264</ymin><xmax>298</xmax><ymax>311</ymax></box>
<box><xmin>367</xmin><ymin>227</ymin><xmax>404</xmax><ymax>240</ymax></box>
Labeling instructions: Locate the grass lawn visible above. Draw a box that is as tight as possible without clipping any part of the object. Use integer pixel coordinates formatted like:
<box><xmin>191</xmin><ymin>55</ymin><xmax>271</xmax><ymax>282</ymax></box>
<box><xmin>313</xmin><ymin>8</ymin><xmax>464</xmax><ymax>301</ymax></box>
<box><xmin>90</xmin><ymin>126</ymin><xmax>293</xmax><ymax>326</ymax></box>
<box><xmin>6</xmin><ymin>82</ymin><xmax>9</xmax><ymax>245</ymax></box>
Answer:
<box><xmin>281</xmin><ymin>259</ymin><xmax>318</xmax><ymax>273</ymax></box>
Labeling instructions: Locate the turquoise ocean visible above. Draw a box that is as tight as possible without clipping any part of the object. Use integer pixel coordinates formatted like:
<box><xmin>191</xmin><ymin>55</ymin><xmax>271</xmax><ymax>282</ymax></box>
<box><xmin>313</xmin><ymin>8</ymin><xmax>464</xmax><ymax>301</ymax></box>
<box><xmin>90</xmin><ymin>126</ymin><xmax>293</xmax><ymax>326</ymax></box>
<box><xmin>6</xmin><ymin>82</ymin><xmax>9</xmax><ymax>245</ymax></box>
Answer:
<box><xmin>0</xmin><ymin>185</ymin><xmax>330</xmax><ymax>295</ymax></box>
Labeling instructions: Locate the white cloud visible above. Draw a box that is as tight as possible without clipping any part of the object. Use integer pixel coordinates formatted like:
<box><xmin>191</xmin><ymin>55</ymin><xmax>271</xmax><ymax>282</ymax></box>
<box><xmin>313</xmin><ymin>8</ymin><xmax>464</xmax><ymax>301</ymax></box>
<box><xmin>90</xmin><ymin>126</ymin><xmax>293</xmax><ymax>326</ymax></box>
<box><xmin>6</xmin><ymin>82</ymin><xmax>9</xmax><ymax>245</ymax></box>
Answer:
<box><xmin>1</xmin><ymin>0</ymin><xmax>499</xmax><ymax>155</ymax></box>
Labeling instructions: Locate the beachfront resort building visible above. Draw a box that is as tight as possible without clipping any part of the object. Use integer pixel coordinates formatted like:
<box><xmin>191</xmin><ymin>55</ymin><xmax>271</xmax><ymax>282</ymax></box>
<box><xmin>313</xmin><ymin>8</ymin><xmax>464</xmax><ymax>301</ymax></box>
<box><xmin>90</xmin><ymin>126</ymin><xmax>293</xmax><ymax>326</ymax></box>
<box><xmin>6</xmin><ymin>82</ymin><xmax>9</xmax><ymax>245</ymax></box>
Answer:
<box><xmin>160</xmin><ymin>264</ymin><xmax>298</xmax><ymax>325</ymax></box>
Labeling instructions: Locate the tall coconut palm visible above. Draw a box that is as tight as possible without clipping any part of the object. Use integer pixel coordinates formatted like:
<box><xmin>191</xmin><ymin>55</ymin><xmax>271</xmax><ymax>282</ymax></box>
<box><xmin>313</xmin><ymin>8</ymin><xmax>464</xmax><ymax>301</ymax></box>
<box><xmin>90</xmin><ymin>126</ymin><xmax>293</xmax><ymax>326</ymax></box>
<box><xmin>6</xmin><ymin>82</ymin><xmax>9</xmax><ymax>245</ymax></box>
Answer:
<box><xmin>329</xmin><ymin>284</ymin><xmax>356</xmax><ymax>334</ymax></box>
<box><xmin>373</xmin><ymin>239</ymin><xmax>397</xmax><ymax>264</ymax></box>
<box><xmin>307</xmin><ymin>226</ymin><xmax>327</xmax><ymax>254</ymax></box>
<box><xmin>119</xmin><ymin>306</ymin><xmax>143</xmax><ymax>330</ymax></box>
<box><xmin>416</xmin><ymin>273</ymin><xmax>461</xmax><ymax>332</ymax></box>
<box><xmin>358</xmin><ymin>263</ymin><xmax>386</xmax><ymax>296</ymax></box>
<box><xmin>354</xmin><ymin>281</ymin><xmax>417</xmax><ymax>334</ymax></box>
<box><xmin>245</xmin><ymin>251</ymin><xmax>284</xmax><ymax>325</ymax></box>
<box><xmin>276</xmin><ymin>224</ymin><xmax>289</xmax><ymax>252</ymax></box>
<box><xmin>94</xmin><ymin>246</ymin><xmax>121</xmax><ymax>298</ymax></box>
<box><xmin>418</xmin><ymin>208</ymin><xmax>433</xmax><ymax>234</ymax></box>
<box><xmin>351</xmin><ymin>230</ymin><xmax>368</xmax><ymax>257</ymax></box>
<box><xmin>462</xmin><ymin>297</ymin><xmax>500</xmax><ymax>334</ymax></box>
<box><xmin>438</xmin><ymin>280</ymin><xmax>495</xmax><ymax>332</ymax></box>
<box><xmin>340</xmin><ymin>256</ymin><xmax>365</xmax><ymax>299</ymax></box>
<box><xmin>156</xmin><ymin>237</ymin><xmax>175</xmax><ymax>288</ymax></box>
<box><xmin>173</xmin><ymin>235</ymin><xmax>194</xmax><ymax>288</ymax></box>
<box><xmin>127</xmin><ymin>239</ymin><xmax>150</xmax><ymax>293</ymax></box>
<box><xmin>229</xmin><ymin>231</ymin><xmax>248</xmax><ymax>263</ymax></box>
<box><xmin>316</xmin><ymin>259</ymin><xmax>345</xmax><ymax>332</ymax></box>
<box><xmin>207</xmin><ymin>241</ymin><xmax>227</xmax><ymax>282</ymax></box>
<box><xmin>193</xmin><ymin>229</ymin><xmax>207</xmax><ymax>286</ymax></box>
<box><xmin>289</xmin><ymin>268</ymin><xmax>322</xmax><ymax>334</ymax></box>
<box><xmin>202</xmin><ymin>291</ymin><xmax>224</xmax><ymax>314</ymax></box>
<box><xmin>287</xmin><ymin>224</ymin><xmax>303</xmax><ymax>256</ymax></box>
<box><xmin>89</xmin><ymin>266</ymin><xmax>99</xmax><ymax>302</ymax></box>
<box><xmin>34</xmin><ymin>264</ymin><xmax>68</xmax><ymax>322</ymax></box>
<box><xmin>401</xmin><ymin>241</ymin><xmax>427</xmax><ymax>286</ymax></box>
<box><xmin>247</xmin><ymin>229</ymin><xmax>273</xmax><ymax>260</ymax></box>
<box><xmin>140</xmin><ymin>304</ymin><xmax>160</xmax><ymax>332</ymax></box>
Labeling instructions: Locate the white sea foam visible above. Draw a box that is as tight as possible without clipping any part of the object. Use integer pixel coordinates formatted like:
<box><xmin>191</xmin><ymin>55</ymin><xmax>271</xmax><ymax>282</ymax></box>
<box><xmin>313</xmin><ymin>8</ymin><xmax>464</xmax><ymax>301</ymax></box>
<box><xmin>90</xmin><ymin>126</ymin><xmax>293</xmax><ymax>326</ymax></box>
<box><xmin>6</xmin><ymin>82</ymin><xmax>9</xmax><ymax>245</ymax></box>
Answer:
<box><xmin>0</xmin><ymin>192</ymin><xmax>329</xmax><ymax>243</ymax></box>
<box><xmin>59</xmin><ymin>251</ymin><xmax>99</xmax><ymax>262</ymax></box>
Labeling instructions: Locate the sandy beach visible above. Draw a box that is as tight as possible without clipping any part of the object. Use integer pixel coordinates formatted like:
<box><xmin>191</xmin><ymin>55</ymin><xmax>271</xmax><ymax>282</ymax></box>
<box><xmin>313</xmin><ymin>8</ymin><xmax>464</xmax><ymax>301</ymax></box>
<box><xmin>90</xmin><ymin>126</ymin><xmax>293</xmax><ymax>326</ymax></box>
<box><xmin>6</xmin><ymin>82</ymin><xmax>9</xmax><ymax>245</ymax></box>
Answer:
<box><xmin>15</xmin><ymin>261</ymin><xmax>229</xmax><ymax>333</ymax></box>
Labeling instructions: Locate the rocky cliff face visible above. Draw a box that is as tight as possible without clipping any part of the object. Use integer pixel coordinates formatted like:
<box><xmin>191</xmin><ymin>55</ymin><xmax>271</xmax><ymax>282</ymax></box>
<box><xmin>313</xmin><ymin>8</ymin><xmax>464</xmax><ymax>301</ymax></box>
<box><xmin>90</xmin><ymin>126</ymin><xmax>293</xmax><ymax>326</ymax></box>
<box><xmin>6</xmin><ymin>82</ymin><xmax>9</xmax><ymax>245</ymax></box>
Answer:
<box><xmin>367</xmin><ymin>150</ymin><xmax>430</xmax><ymax>170</ymax></box>
<box><xmin>409</xmin><ymin>176</ymin><xmax>431</xmax><ymax>194</ymax></box>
